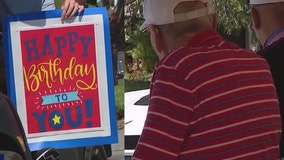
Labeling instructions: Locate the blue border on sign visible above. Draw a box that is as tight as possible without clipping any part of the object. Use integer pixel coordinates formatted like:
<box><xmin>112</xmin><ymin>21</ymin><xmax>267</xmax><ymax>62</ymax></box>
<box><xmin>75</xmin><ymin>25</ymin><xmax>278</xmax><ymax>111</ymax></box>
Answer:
<box><xmin>2</xmin><ymin>7</ymin><xmax>118</xmax><ymax>151</ymax></box>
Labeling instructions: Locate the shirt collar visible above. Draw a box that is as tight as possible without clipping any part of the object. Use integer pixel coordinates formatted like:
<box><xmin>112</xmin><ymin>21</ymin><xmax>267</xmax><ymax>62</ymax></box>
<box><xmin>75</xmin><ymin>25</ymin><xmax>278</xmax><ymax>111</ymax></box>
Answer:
<box><xmin>187</xmin><ymin>29</ymin><xmax>223</xmax><ymax>47</ymax></box>
<box><xmin>264</xmin><ymin>27</ymin><xmax>284</xmax><ymax>47</ymax></box>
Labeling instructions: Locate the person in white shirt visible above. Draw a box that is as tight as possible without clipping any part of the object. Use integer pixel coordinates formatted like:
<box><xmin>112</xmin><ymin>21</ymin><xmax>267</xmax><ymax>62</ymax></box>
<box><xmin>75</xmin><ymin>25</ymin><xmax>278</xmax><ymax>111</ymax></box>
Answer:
<box><xmin>41</xmin><ymin>0</ymin><xmax>56</xmax><ymax>11</ymax></box>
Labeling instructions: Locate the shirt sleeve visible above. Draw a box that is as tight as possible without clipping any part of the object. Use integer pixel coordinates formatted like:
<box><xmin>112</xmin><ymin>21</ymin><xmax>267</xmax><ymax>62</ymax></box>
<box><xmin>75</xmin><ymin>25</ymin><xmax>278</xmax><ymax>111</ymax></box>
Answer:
<box><xmin>133</xmin><ymin>64</ymin><xmax>194</xmax><ymax>160</ymax></box>
<box><xmin>41</xmin><ymin>0</ymin><xmax>56</xmax><ymax>11</ymax></box>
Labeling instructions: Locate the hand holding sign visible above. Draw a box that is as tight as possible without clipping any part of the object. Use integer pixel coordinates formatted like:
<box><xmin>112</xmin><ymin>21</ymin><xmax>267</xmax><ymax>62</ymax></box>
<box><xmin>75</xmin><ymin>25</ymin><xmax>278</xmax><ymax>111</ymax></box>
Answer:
<box><xmin>61</xmin><ymin>0</ymin><xmax>86</xmax><ymax>19</ymax></box>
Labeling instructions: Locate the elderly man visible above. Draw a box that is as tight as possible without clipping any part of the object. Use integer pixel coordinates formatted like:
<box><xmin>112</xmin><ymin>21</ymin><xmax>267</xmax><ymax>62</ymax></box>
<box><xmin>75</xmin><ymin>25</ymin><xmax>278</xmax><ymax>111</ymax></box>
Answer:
<box><xmin>133</xmin><ymin>0</ymin><xmax>282</xmax><ymax>159</ymax></box>
<box><xmin>248</xmin><ymin>0</ymin><xmax>284</xmax><ymax>159</ymax></box>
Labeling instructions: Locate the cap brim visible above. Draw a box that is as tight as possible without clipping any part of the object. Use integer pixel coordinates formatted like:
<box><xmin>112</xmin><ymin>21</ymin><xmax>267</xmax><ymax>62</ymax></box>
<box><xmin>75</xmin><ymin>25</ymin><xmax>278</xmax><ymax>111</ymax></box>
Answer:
<box><xmin>249</xmin><ymin>0</ymin><xmax>284</xmax><ymax>4</ymax></box>
<box><xmin>140</xmin><ymin>22</ymin><xmax>150</xmax><ymax>31</ymax></box>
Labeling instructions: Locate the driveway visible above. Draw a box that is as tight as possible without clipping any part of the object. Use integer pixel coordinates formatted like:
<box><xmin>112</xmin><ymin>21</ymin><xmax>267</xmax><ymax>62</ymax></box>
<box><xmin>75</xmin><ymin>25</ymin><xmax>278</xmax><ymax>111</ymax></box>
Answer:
<box><xmin>109</xmin><ymin>129</ymin><xmax>124</xmax><ymax>160</ymax></box>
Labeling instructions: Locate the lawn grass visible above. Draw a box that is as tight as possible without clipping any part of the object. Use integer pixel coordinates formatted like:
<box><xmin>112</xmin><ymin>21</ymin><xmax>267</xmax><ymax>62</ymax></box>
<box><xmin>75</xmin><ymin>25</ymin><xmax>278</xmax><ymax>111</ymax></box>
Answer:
<box><xmin>114</xmin><ymin>78</ymin><xmax>124</xmax><ymax>118</ymax></box>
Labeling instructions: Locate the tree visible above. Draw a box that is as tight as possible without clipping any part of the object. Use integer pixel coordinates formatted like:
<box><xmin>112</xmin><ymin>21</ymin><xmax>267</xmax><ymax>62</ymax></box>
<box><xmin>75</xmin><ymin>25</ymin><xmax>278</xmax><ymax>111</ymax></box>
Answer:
<box><xmin>124</xmin><ymin>0</ymin><xmax>158</xmax><ymax>75</ymax></box>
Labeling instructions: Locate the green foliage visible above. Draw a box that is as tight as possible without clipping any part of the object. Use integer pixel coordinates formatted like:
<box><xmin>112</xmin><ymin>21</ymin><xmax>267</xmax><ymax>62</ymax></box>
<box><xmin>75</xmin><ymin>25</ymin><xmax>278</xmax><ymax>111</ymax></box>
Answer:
<box><xmin>126</xmin><ymin>30</ymin><xmax>158</xmax><ymax>73</ymax></box>
<box><xmin>213</xmin><ymin>0</ymin><xmax>251</xmax><ymax>34</ymax></box>
<box><xmin>125</xmin><ymin>0</ymin><xmax>158</xmax><ymax>75</ymax></box>
<box><xmin>55</xmin><ymin>0</ymin><xmax>64</xmax><ymax>8</ymax></box>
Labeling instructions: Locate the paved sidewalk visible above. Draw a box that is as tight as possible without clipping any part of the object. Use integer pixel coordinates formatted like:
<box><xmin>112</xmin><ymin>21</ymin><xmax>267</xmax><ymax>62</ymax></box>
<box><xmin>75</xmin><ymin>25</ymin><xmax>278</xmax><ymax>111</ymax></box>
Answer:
<box><xmin>109</xmin><ymin>129</ymin><xmax>124</xmax><ymax>160</ymax></box>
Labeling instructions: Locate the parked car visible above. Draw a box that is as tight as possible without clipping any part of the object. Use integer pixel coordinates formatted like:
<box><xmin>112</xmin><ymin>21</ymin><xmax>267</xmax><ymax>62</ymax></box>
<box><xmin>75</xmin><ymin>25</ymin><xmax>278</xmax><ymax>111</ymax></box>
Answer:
<box><xmin>124</xmin><ymin>89</ymin><xmax>150</xmax><ymax>160</ymax></box>
<box><xmin>58</xmin><ymin>145</ymin><xmax>111</xmax><ymax>160</ymax></box>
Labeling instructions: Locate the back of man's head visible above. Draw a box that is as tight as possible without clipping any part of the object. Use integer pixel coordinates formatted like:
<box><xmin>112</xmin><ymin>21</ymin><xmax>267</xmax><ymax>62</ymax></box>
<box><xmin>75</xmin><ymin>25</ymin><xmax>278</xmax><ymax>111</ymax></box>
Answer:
<box><xmin>247</xmin><ymin>0</ymin><xmax>284</xmax><ymax>19</ymax></box>
<box><xmin>247</xmin><ymin>0</ymin><xmax>284</xmax><ymax>45</ymax></box>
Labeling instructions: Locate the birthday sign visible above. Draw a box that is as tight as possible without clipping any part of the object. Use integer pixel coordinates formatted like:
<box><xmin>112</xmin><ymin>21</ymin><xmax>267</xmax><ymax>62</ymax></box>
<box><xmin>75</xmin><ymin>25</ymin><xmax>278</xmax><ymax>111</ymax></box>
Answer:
<box><xmin>3</xmin><ymin>8</ymin><xmax>118</xmax><ymax>151</ymax></box>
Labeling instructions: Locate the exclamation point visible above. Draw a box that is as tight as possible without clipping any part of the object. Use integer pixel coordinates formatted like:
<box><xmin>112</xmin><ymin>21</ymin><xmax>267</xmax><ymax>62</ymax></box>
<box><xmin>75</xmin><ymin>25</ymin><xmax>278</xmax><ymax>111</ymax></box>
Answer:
<box><xmin>85</xmin><ymin>99</ymin><xmax>93</xmax><ymax>127</ymax></box>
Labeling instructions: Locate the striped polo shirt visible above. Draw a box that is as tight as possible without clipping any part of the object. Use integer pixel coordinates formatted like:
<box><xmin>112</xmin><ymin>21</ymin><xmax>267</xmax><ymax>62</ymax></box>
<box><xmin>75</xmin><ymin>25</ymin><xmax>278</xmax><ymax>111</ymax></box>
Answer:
<box><xmin>133</xmin><ymin>30</ymin><xmax>281</xmax><ymax>160</ymax></box>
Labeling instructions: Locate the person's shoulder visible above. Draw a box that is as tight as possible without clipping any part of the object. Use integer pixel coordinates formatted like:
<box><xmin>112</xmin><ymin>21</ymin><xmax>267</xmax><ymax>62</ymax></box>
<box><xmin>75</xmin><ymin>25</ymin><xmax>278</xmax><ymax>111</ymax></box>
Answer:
<box><xmin>0</xmin><ymin>92</ymin><xmax>11</xmax><ymax>106</ymax></box>
<box><xmin>0</xmin><ymin>92</ymin><xmax>6</xmax><ymax>98</ymax></box>
<box><xmin>219</xmin><ymin>40</ymin><xmax>263</xmax><ymax>58</ymax></box>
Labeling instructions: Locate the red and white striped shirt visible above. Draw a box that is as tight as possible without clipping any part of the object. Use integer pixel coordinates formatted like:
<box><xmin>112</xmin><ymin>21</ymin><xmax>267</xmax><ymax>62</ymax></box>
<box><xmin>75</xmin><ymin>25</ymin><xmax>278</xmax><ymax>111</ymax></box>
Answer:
<box><xmin>133</xmin><ymin>30</ymin><xmax>281</xmax><ymax>160</ymax></box>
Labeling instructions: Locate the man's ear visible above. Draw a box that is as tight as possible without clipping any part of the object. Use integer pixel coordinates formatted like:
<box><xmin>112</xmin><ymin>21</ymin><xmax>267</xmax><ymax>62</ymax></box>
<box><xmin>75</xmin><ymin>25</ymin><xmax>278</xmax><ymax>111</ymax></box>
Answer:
<box><xmin>209</xmin><ymin>14</ymin><xmax>217</xmax><ymax>29</ymax></box>
<box><xmin>148</xmin><ymin>25</ymin><xmax>166</xmax><ymax>59</ymax></box>
<box><xmin>251</xmin><ymin>7</ymin><xmax>260</xmax><ymax>29</ymax></box>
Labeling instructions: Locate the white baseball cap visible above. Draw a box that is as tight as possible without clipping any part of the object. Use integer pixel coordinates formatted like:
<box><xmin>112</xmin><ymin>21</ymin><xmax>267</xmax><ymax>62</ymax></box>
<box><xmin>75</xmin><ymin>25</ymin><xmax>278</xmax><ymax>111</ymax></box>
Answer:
<box><xmin>140</xmin><ymin>0</ymin><xmax>215</xmax><ymax>30</ymax></box>
<box><xmin>249</xmin><ymin>0</ymin><xmax>284</xmax><ymax>4</ymax></box>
